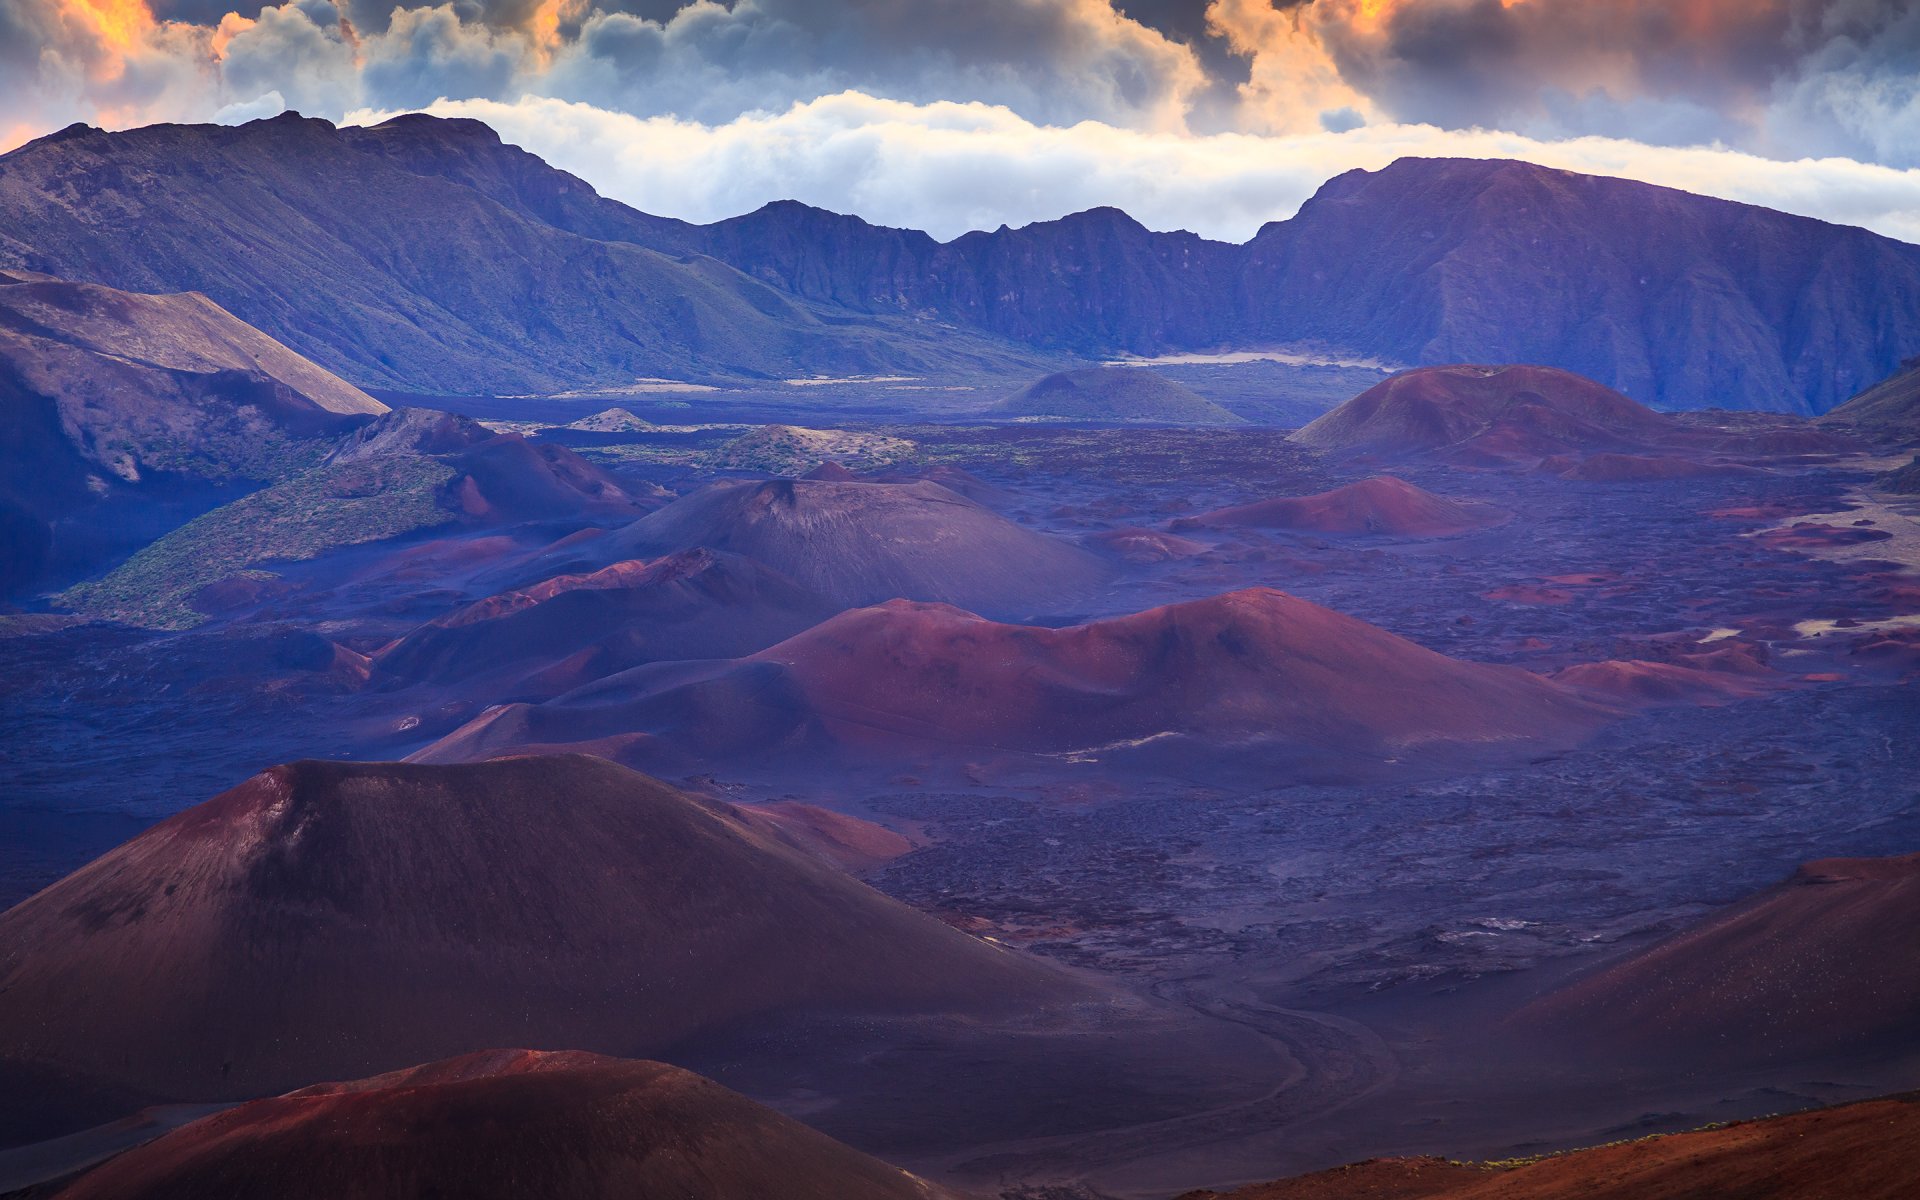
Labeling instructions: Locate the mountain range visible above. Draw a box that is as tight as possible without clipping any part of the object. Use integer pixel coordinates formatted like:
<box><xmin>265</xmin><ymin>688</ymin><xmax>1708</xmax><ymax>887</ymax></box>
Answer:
<box><xmin>3</xmin><ymin>113</ymin><xmax>1917</xmax><ymax>413</ymax></box>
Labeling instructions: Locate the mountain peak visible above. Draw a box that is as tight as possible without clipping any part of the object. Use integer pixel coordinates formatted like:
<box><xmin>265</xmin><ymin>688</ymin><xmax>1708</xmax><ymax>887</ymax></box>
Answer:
<box><xmin>361</xmin><ymin>112</ymin><xmax>504</xmax><ymax>144</ymax></box>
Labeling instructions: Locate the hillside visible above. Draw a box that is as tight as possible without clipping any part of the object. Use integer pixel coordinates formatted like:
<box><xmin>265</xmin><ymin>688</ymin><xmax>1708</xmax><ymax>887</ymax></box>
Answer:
<box><xmin>58</xmin><ymin>418</ymin><xmax>653</xmax><ymax>629</ymax></box>
<box><xmin>0</xmin><ymin>269</ymin><xmax>384</xmax><ymax>594</ymax></box>
<box><xmin>1283</xmin><ymin>364</ymin><xmax>1844</xmax><ymax>468</ymax></box>
<box><xmin>52</xmin><ymin>1050</ymin><xmax>956</xmax><ymax>1200</ymax></box>
<box><xmin>1239</xmin><ymin>159</ymin><xmax>1920</xmax><ymax>414</ymax></box>
<box><xmin>994</xmin><ymin>366</ymin><xmax>1243</xmax><ymax>424</ymax></box>
<box><xmin>663</xmin><ymin>160</ymin><xmax>1920</xmax><ymax>413</ymax></box>
<box><xmin>570</xmin><ymin>477</ymin><xmax>1111</xmax><ymax>615</ymax></box>
<box><xmin>1510</xmin><ymin>852</ymin><xmax>1920</xmax><ymax>1068</ymax></box>
<box><xmin>1823</xmin><ymin>357</ymin><xmax>1920</xmax><ymax>441</ymax></box>
<box><xmin>6</xmin><ymin>118</ymin><xmax>1920</xmax><ymax>411</ymax></box>
<box><xmin>420</xmin><ymin>588</ymin><xmax>1613</xmax><ymax>775</ymax></box>
<box><xmin>0</xmin><ymin>756</ymin><xmax>1082</xmax><ymax>1112</ymax></box>
<box><xmin>372</xmin><ymin>548</ymin><xmax>836</xmax><ymax>700</ymax></box>
<box><xmin>1175</xmin><ymin>477</ymin><xmax>1507</xmax><ymax>537</ymax></box>
<box><xmin>1293</xmin><ymin>366</ymin><xmax>1682</xmax><ymax>462</ymax></box>
<box><xmin>0</xmin><ymin>115</ymin><xmax>1041</xmax><ymax>393</ymax></box>
<box><xmin>1181</xmin><ymin>1090</ymin><xmax>1920</xmax><ymax>1200</ymax></box>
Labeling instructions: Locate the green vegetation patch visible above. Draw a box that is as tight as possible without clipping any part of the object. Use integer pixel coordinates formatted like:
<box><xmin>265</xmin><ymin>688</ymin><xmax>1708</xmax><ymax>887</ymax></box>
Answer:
<box><xmin>61</xmin><ymin>456</ymin><xmax>458</xmax><ymax>629</ymax></box>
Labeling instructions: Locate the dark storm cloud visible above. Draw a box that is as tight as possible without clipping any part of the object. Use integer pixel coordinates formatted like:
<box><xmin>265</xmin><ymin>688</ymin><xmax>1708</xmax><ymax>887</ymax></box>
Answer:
<box><xmin>1301</xmin><ymin>0</ymin><xmax>1920</xmax><ymax>157</ymax></box>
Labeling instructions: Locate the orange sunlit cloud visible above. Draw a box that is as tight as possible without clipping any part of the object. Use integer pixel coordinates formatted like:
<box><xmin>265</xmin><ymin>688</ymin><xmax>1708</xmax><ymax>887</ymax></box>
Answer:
<box><xmin>211</xmin><ymin>12</ymin><xmax>256</xmax><ymax>60</ymax></box>
<box><xmin>54</xmin><ymin>0</ymin><xmax>160</xmax><ymax>81</ymax></box>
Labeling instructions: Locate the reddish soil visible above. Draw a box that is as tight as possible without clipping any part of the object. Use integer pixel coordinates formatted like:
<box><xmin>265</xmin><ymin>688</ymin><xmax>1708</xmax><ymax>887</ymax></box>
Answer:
<box><xmin>1550</xmin><ymin>659</ymin><xmax>1777</xmax><ymax>706</ymax></box>
<box><xmin>1086</xmin><ymin>527</ymin><xmax>1210</xmax><ymax>563</ymax></box>
<box><xmin>371</xmin><ymin>548</ymin><xmax>835</xmax><ymax>698</ymax></box>
<box><xmin>442</xmin><ymin>435</ymin><xmax>656</xmax><ymax>523</ymax></box>
<box><xmin>1293</xmin><ymin>366</ymin><xmax>1676</xmax><ymax>461</ymax></box>
<box><xmin>1511</xmin><ymin>852</ymin><xmax>1920</xmax><ymax>1066</ymax></box>
<box><xmin>421</xmin><ymin>588</ymin><xmax>1615</xmax><ymax>773</ymax></box>
<box><xmin>53</xmin><ymin>1050</ymin><xmax>957</xmax><ymax>1200</ymax></box>
<box><xmin>1755</xmin><ymin>522</ymin><xmax>1896</xmax><ymax>551</ymax></box>
<box><xmin>740</xmin><ymin>801</ymin><xmax>916</xmax><ymax>872</ymax></box>
<box><xmin>1293</xmin><ymin>365</ymin><xmax>1848</xmax><ymax>471</ymax></box>
<box><xmin>1181</xmin><ymin>1091</ymin><xmax>1920</xmax><ymax>1200</ymax></box>
<box><xmin>1176</xmin><ymin>477</ymin><xmax>1508</xmax><ymax>538</ymax></box>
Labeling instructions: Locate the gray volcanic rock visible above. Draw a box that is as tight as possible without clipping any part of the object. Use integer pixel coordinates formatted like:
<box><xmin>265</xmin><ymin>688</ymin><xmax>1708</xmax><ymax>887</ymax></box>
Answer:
<box><xmin>994</xmin><ymin>366</ymin><xmax>1243</xmax><ymax>424</ymax></box>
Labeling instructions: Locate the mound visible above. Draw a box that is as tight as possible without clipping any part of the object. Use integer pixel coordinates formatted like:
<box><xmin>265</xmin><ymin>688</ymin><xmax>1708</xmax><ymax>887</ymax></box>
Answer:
<box><xmin>1551</xmin><ymin>659</ymin><xmax>1775</xmax><ymax>707</ymax></box>
<box><xmin>1181</xmin><ymin>1091</ymin><xmax>1920</xmax><ymax>1200</ymax></box>
<box><xmin>1824</xmin><ymin>356</ymin><xmax>1920</xmax><ymax>441</ymax></box>
<box><xmin>54</xmin><ymin>1050</ymin><xmax>955</xmax><ymax>1200</ymax></box>
<box><xmin>331</xmin><ymin>410</ymin><xmax>657</xmax><ymax>520</ymax></box>
<box><xmin>994</xmin><ymin>367</ymin><xmax>1243</xmax><ymax>425</ymax></box>
<box><xmin>1085</xmin><ymin>527</ymin><xmax>1209</xmax><ymax>563</ymax></box>
<box><xmin>566</xmin><ymin>407</ymin><xmax>655</xmax><ymax>433</ymax></box>
<box><xmin>441</xmin><ymin>434</ymin><xmax>655</xmax><ymax>522</ymax></box>
<box><xmin>1511</xmin><ymin>852</ymin><xmax>1920</xmax><ymax>1067</ymax></box>
<box><xmin>1175</xmin><ymin>476</ymin><xmax>1507</xmax><ymax>538</ymax></box>
<box><xmin>420</xmin><ymin>588</ymin><xmax>1612</xmax><ymax>775</ymax></box>
<box><xmin>709</xmin><ymin>425</ymin><xmax>916</xmax><ymax>474</ymax></box>
<box><xmin>373</xmin><ymin>549</ymin><xmax>835</xmax><ymax>698</ymax></box>
<box><xmin>1293</xmin><ymin>366</ymin><xmax>1675</xmax><ymax>462</ymax></box>
<box><xmin>569</xmin><ymin>478</ymin><xmax>1110</xmax><ymax>615</ymax></box>
<box><xmin>323</xmin><ymin>407</ymin><xmax>489</xmax><ymax>464</ymax></box>
<box><xmin>0</xmin><ymin>755</ymin><xmax>1080</xmax><ymax>1108</ymax></box>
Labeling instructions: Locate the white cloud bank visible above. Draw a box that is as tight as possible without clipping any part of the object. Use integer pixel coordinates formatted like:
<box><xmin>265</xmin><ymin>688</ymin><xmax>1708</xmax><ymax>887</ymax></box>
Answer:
<box><xmin>347</xmin><ymin>91</ymin><xmax>1920</xmax><ymax>245</ymax></box>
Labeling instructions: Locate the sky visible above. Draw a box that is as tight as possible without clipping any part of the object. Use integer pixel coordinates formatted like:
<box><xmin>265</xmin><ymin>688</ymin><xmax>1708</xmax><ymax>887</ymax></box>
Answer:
<box><xmin>4</xmin><ymin>0</ymin><xmax>1920</xmax><ymax>242</ymax></box>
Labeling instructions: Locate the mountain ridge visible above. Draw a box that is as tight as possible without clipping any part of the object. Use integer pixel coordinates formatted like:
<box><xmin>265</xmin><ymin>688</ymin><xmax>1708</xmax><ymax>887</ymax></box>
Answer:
<box><xmin>5</xmin><ymin>116</ymin><xmax>1917</xmax><ymax>412</ymax></box>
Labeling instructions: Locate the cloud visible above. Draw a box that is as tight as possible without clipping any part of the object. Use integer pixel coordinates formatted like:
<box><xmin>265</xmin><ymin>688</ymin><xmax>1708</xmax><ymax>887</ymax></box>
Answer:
<box><xmin>1</xmin><ymin>0</ymin><xmax>1214</xmax><ymax>137</ymax></box>
<box><xmin>346</xmin><ymin>90</ymin><xmax>1920</xmax><ymax>245</ymax></box>
<box><xmin>6</xmin><ymin>0</ymin><xmax>1920</xmax><ymax>250</ymax></box>
<box><xmin>1225</xmin><ymin>0</ymin><xmax>1920</xmax><ymax>162</ymax></box>
<box><xmin>539</xmin><ymin>0</ymin><xmax>1209</xmax><ymax>131</ymax></box>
